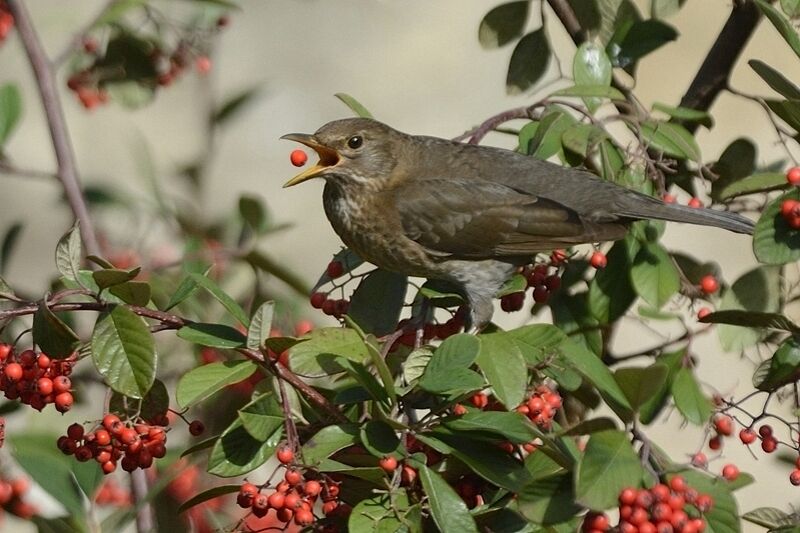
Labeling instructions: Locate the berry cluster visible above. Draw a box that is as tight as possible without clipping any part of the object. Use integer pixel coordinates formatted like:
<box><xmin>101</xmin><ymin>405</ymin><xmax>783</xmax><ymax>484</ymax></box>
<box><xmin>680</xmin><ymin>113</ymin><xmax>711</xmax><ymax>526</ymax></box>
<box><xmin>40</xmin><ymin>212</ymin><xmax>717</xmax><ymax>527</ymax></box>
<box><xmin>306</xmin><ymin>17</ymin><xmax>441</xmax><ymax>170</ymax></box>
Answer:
<box><xmin>0</xmin><ymin>476</ymin><xmax>37</xmax><ymax>520</ymax></box>
<box><xmin>522</xmin><ymin>262</ymin><xmax>563</xmax><ymax>307</ymax></box>
<box><xmin>515</xmin><ymin>385</ymin><xmax>562</xmax><ymax>430</ymax></box>
<box><xmin>94</xmin><ymin>478</ymin><xmax>132</xmax><ymax>507</ymax></box>
<box><xmin>0</xmin><ymin>1</ymin><xmax>13</xmax><ymax>43</ymax></box>
<box><xmin>0</xmin><ymin>344</ymin><xmax>75</xmax><ymax>413</ymax></box>
<box><xmin>57</xmin><ymin>413</ymin><xmax>168</xmax><ymax>474</ymax></box>
<box><xmin>780</xmin><ymin>199</ymin><xmax>800</xmax><ymax>229</ymax></box>
<box><xmin>396</xmin><ymin>306</ymin><xmax>467</xmax><ymax>347</ymax></box>
<box><xmin>584</xmin><ymin>478</ymin><xmax>711</xmax><ymax>533</ymax></box>
<box><xmin>707</xmin><ymin>414</ymin><xmax>734</xmax><ymax>450</ymax></box>
<box><xmin>309</xmin><ymin>261</ymin><xmax>352</xmax><ymax>318</ymax></box>
<box><xmin>236</xmin><ymin>445</ymin><xmax>349</xmax><ymax>528</ymax></box>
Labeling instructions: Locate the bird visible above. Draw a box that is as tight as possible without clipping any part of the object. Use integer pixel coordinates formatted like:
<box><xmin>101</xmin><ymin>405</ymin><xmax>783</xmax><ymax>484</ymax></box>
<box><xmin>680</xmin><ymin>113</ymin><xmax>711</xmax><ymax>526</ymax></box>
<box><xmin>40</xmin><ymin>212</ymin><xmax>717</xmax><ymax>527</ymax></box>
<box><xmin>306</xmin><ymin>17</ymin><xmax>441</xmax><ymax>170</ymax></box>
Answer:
<box><xmin>281</xmin><ymin>118</ymin><xmax>754</xmax><ymax>331</ymax></box>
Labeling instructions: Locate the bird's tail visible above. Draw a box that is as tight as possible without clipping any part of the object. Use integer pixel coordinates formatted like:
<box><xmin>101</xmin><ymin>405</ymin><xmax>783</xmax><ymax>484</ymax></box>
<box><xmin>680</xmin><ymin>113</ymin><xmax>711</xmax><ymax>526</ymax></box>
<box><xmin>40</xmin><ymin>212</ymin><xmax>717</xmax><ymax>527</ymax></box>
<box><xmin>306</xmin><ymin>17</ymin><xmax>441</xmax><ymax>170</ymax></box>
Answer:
<box><xmin>617</xmin><ymin>194</ymin><xmax>755</xmax><ymax>235</ymax></box>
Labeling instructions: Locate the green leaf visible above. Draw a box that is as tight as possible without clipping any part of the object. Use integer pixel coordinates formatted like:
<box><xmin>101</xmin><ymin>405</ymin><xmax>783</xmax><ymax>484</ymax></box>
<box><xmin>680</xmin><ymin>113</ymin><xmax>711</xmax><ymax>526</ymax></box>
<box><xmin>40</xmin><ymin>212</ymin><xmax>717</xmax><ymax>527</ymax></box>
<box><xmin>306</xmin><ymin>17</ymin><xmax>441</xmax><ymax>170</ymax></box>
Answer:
<box><xmin>238</xmin><ymin>194</ymin><xmax>268</xmax><ymax>233</ymax></box>
<box><xmin>671</xmin><ymin>367</ymin><xmax>711</xmax><ymax>425</ymax></box>
<box><xmin>360</xmin><ymin>420</ymin><xmax>403</xmax><ymax>458</ymax></box>
<box><xmin>108</xmin><ymin>281</ymin><xmax>151</xmax><ymax>306</ymax></box>
<box><xmin>32</xmin><ymin>301</ymin><xmax>80</xmax><ymax>358</ymax></box>
<box><xmin>334</xmin><ymin>93</ymin><xmax>374</xmax><ymax>119</ymax></box>
<box><xmin>0</xmin><ymin>222</ymin><xmax>22</xmax><ymax>276</ymax></box>
<box><xmin>783</xmin><ymin>0</ymin><xmax>800</xmax><ymax>17</ymax></box>
<box><xmin>55</xmin><ymin>224</ymin><xmax>83</xmax><ymax>284</ymax></box>
<box><xmin>552</xmin><ymin>84</ymin><xmax>625</xmax><ymax>100</ymax></box>
<box><xmin>177</xmin><ymin>323</ymin><xmax>247</xmax><ymax>349</ymax></box>
<box><xmin>177</xmin><ymin>485</ymin><xmax>241</xmax><ymax>514</ymax></box>
<box><xmin>163</xmin><ymin>272</ymin><xmax>202</xmax><ymax>311</ymax></box>
<box><xmin>573</xmin><ymin>43</ymin><xmax>612</xmax><ymax>112</ymax></box>
<box><xmin>560</xmin><ymin>341</ymin><xmax>633</xmax><ymax>416</ymax></box>
<box><xmin>92</xmin><ymin>267</ymin><xmax>141</xmax><ymax>290</ymax></box>
<box><xmin>213</xmin><ymin>87</ymin><xmax>259</xmax><ymax>126</ymax></box>
<box><xmin>444</xmin><ymin>411</ymin><xmax>540</xmax><ymax>443</ymax></box>
<box><xmin>614</xmin><ymin>363</ymin><xmax>669</xmax><ymax>411</ymax></box>
<box><xmin>207</xmin><ymin>418</ymin><xmax>280</xmax><ymax>477</ymax></box>
<box><xmin>699</xmin><ymin>310</ymin><xmax>799</xmax><ymax>332</ymax></box>
<box><xmin>588</xmin><ymin>239</ymin><xmax>636</xmax><ymax>324</ymax></box>
<box><xmin>348</xmin><ymin>492</ymin><xmax>416</xmax><ymax>533</ymax></box>
<box><xmin>717</xmin><ymin>267</ymin><xmax>781</xmax><ymax>352</ymax></box>
<box><xmin>0</xmin><ymin>83</ymin><xmax>22</xmax><ymax>147</ymax></box>
<box><xmin>754</xmin><ymin>189</ymin><xmax>800</xmax><ymax>264</ymax></box>
<box><xmin>507</xmin><ymin>29</ymin><xmax>551</xmax><ymax>94</ymax></box>
<box><xmin>92</xmin><ymin>305</ymin><xmax>156</xmax><ymax>398</ymax></box>
<box><xmin>525</xmin><ymin>108</ymin><xmax>577</xmax><ymax>160</ymax></box>
<box><xmin>575</xmin><ymin>430</ymin><xmax>645</xmax><ymax>510</ymax></box>
<box><xmin>517</xmin><ymin>473</ymin><xmax>581</xmax><ymax>524</ymax></box>
<box><xmin>640</xmin><ymin>120</ymin><xmax>701</xmax><ymax>161</ymax></box>
<box><xmin>749</xmin><ymin>59</ymin><xmax>800</xmax><ymax>100</ymax></box>
<box><xmin>420</xmin><ymin>333</ymin><xmax>484</xmax><ymax>395</ymax></box>
<box><xmin>476</xmin><ymin>332</ymin><xmax>527</xmax><ymax>408</ymax></box>
<box><xmin>718</xmin><ymin>172</ymin><xmax>787</xmax><ymax>200</ymax></box>
<box><xmin>302</xmin><ymin>424</ymin><xmax>360</xmax><ymax>466</ymax></box>
<box><xmin>550</xmin><ymin>291</ymin><xmax>602</xmax><ymax>358</ymax></box>
<box><xmin>680</xmin><ymin>470</ymin><xmax>740</xmax><ymax>533</ymax></box>
<box><xmin>611</xmin><ymin>19</ymin><xmax>678</xmax><ymax>71</ymax></box>
<box><xmin>109</xmin><ymin>379</ymin><xmax>168</xmax><ymax>422</ymax></box>
<box><xmin>652</xmin><ymin>102</ymin><xmax>713</xmax><ymax>128</ymax></box>
<box><xmin>742</xmin><ymin>507</ymin><xmax>795</xmax><ymax>530</ymax></box>
<box><xmin>755</xmin><ymin>337</ymin><xmax>800</xmax><ymax>392</ymax></box>
<box><xmin>93</xmin><ymin>0</ymin><xmax>148</xmax><ymax>26</ymax></box>
<box><xmin>561</xmin><ymin>123</ymin><xmax>606</xmax><ymax>157</ymax></box>
<box><xmin>710</xmin><ymin>138</ymin><xmax>757</xmax><ymax>202</ymax></box>
<box><xmin>0</xmin><ymin>275</ymin><xmax>14</xmax><ymax>300</ymax></box>
<box><xmin>333</xmin><ymin>356</ymin><xmax>390</xmax><ymax>406</ymax></box>
<box><xmin>287</xmin><ymin>327</ymin><xmax>370</xmax><ymax>378</ymax></box>
<box><xmin>189</xmin><ymin>273</ymin><xmax>249</xmax><ymax>327</ymax></box>
<box><xmin>479</xmin><ymin>1</ymin><xmax>529</xmax><ymax>48</ymax></box>
<box><xmin>597</xmin><ymin>0</ymin><xmax>641</xmax><ymax>46</ymax></box>
<box><xmin>767</xmin><ymin>99</ymin><xmax>800</xmax><ymax>132</ymax></box>
<box><xmin>419</xmin><ymin>464</ymin><xmax>479</xmax><ymax>533</ymax></box>
<box><xmin>238</xmin><ymin>392</ymin><xmax>284</xmax><ymax>441</ymax></box>
<box><xmin>630</xmin><ymin>242</ymin><xmax>680</xmax><ymax>308</ymax></box>
<box><xmin>347</xmin><ymin>269</ymin><xmax>407</xmax><ymax>336</ymax></box>
<box><xmin>651</xmin><ymin>0</ymin><xmax>687</xmax><ymax>19</ymax></box>
<box><xmin>247</xmin><ymin>301</ymin><xmax>274</xmax><ymax>350</ymax></box>
<box><xmin>176</xmin><ymin>360</ymin><xmax>257</xmax><ymax>408</ymax></box>
<box><xmin>755</xmin><ymin>0</ymin><xmax>800</xmax><ymax>59</ymax></box>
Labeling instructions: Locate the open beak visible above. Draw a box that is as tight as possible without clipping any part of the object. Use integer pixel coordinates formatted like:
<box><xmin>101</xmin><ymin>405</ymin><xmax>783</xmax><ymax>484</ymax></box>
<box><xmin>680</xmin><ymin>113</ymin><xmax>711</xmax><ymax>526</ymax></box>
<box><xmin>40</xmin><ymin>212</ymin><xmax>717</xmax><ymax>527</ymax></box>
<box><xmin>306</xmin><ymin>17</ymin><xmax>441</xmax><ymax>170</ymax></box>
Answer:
<box><xmin>280</xmin><ymin>133</ymin><xmax>341</xmax><ymax>187</ymax></box>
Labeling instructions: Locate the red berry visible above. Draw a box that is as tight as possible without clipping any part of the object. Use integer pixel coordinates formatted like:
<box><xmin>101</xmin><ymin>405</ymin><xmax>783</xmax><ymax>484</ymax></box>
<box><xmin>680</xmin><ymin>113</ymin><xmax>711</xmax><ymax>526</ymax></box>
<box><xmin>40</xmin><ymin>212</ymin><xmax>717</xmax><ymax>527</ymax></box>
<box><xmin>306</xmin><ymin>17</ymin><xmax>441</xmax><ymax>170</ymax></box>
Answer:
<box><xmin>619</xmin><ymin>487</ymin><xmax>637</xmax><ymax>506</ymax></box>
<box><xmin>708</xmin><ymin>435</ymin><xmax>722</xmax><ymax>450</ymax></box>
<box><xmin>652</xmin><ymin>503</ymin><xmax>672</xmax><ymax>522</ymax></box>
<box><xmin>94</xmin><ymin>429</ymin><xmax>111</xmax><ymax>446</ymax></box>
<box><xmin>532</xmin><ymin>284</ymin><xmax>549</xmax><ymax>303</ymax></box>
<box><xmin>283</xmin><ymin>491</ymin><xmax>301</xmax><ymax>509</ymax></box>
<box><xmin>102</xmin><ymin>461</ymin><xmax>116</xmax><ymax>474</ymax></box>
<box><xmin>285</xmin><ymin>468</ymin><xmax>303</xmax><ymax>485</ymax></box>
<box><xmin>276</xmin><ymin>507</ymin><xmax>293</xmax><ymax>522</ymax></box>
<box><xmin>401</xmin><ymin>465</ymin><xmax>417</xmax><ymax>485</ymax></box>
<box><xmin>326</xmin><ymin>260</ymin><xmax>344</xmax><ymax>278</ymax></box>
<box><xmin>276</xmin><ymin>445</ymin><xmax>294</xmax><ymax>464</ymax></box>
<box><xmin>687</xmin><ymin>197</ymin><xmax>703</xmax><ymax>208</ymax></box>
<box><xmin>35</xmin><ymin>377</ymin><xmax>53</xmax><ymax>396</ymax></box>
<box><xmin>652</xmin><ymin>483</ymin><xmax>670</xmax><ymax>502</ymax></box>
<box><xmin>758</xmin><ymin>424</ymin><xmax>773</xmax><ymax>437</ymax></box>
<box><xmin>782</xmin><ymin>199</ymin><xmax>799</xmax><ymax>218</ymax></box>
<box><xmin>584</xmin><ymin>512</ymin><xmax>610</xmax><ymax>531</ymax></box>
<box><xmin>713</xmin><ymin>414</ymin><xmax>733</xmax><ymax>436</ymax></box>
<box><xmin>322</xmin><ymin>500</ymin><xmax>339</xmax><ymax>515</ymax></box>
<box><xmin>691</xmin><ymin>452</ymin><xmax>708</xmax><ymax>468</ymax></box>
<box><xmin>739</xmin><ymin>428</ymin><xmax>757</xmax><ymax>444</ymax></box>
<box><xmin>54</xmin><ymin>392</ymin><xmax>73</xmax><ymax>413</ymax></box>
<box><xmin>544</xmin><ymin>274</ymin><xmax>561</xmax><ymax>292</ymax></box>
<box><xmin>699</xmin><ymin>275</ymin><xmax>719</xmax><ymax>295</ymax></box>
<box><xmin>268</xmin><ymin>491</ymin><xmax>285</xmax><ymax>509</ymax></box>
<box><xmin>721</xmin><ymin>463</ymin><xmax>739</xmax><ymax>481</ymax></box>
<box><xmin>67</xmin><ymin>423</ymin><xmax>84</xmax><ymax>440</ymax></box>
<box><xmin>669</xmin><ymin>475</ymin><xmax>687</xmax><ymax>493</ymax></box>
<box><xmin>18</xmin><ymin>350</ymin><xmax>36</xmax><ymax>367</ymax></box>
<box><xmin>53</xmin><ymin>375</ymin><xmax>71</xmax><ymax>393</ymax></box>
<box><xmin>4</xmin><ymin>363</ymin><xmax>22</xmax><ymax>382</ymax></box>
<box><xmin>189</xmin><ymin>420</ymin><xmax>205</xmax><ymax>436</ymax></box>
<box><xmin>0</xmin><ymin>344</ymin><xmax>11</xmax><ymax>361</ymax></box>
<box><xmin>635</xmin><ymin>489</ymin><xmax>654</xmax><ymax>508</ymax></box>
<box><xmin>295</xmin><ymin>508</ymin><xmax>314</xmax><ymax>526</ymax></box>
<box><xmin>695</xmin><ymin>494</ymin><xmax>713</xmax><ymax>512</ymax></box>
<box><xmin>195</xmin><ymin>55</ymin><xmax>212</xmax><ymax>74</ymax></box>
<box><xmin>500</xmin><ymin>292</ymin><xmax>525</xmax><ymax>312</ymax></box>
<box><xmin>310</xmin><ymin>292</ymin><xmax>327</xmax><ymax>309</ymax></box>
<box><xmin>787</xmin><ymin>167</ymin><xmax>800</xmax><ymax>185</ymax></box>
<box><xmin>453</xmin><ymin>403</ymin><xmax>467</xmax><ymax>416</ymax></box>
<box><xmin>663</xmin><ymin>193</ymin><xmax>676</xmax><ymax>204</ymax></box>
<box><xmin>790</xmin><ymin>469</ymin><xmax>800</xmax><ymax>486</ymax></box>
<box><xmin>639</xmin><ymin>521</ymin><xmax>656</xmax><ymax>533</ymax></box>
<box><xmin>690</xmin><ymin>518</ymin><xmax>706</xmax><ymax>533</ymax></box>
<box><xmin>590</xmin><ymin>251</ymin><xmax>607</xmax><ymax>269</ymax></box>
<box><xmin>119</xmin><ymin>427</ymin><xmax>137</xmax><ymax>445</ymax></box>
<box><xmin>290</xmin><ymin>149</ymin><xmax>308</xmax><ymax>167</ymax></box>
<box><xmin>102</xmin><ymin>414</ymin><xmax>120</xmax><ymax>431</ymax></box>
<box><xmin>378</xmin><ymin>456</ymin><xmax>397</xmax><ymax>473</ymax></box>
<box><xmin>761</xmin><ymin>436</ymin><xmax>778</xmax><ymax>453</ymax></box>
<box><xmin>470</xmin><ymin>392</ymin><xmax>489</xmax><ymax>409</ymax></box>
<box><xmin>75</xmin><ymin>445</ymin><xmax>93</xmax><ymax>462</ymax></box>
<box><xmin>303</xmin><ymin>480</ymin><xmax>321</xmax><ymax>497</ymax></box>
<box><xmin>697</xmin><ymin>307</ymin><xmax>712</xmax><ymax>319</ymax></box>
<box><xmin>37</xmin><ymin>354</ymin><xmax>50</xmax><ymax>369</ymax></box>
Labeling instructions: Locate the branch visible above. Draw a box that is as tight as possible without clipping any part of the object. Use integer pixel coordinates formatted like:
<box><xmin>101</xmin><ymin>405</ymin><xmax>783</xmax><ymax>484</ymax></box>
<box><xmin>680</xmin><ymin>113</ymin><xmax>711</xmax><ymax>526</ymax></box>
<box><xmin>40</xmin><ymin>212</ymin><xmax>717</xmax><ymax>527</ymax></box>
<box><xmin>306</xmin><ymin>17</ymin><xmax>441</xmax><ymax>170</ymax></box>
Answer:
<box><xmin>0</xmin><ymin>161</ymin><xmax>56</xmax><ymax>180</ymax></box>
<box><xmin>6</xmin><ymin>1</ymin><xmax>101</xmax><ymax>257</ymax></box>
<box><xmin>678</xmin><ymin>1</ymin><xmax>762</xmax><ymax>132</ymax></box>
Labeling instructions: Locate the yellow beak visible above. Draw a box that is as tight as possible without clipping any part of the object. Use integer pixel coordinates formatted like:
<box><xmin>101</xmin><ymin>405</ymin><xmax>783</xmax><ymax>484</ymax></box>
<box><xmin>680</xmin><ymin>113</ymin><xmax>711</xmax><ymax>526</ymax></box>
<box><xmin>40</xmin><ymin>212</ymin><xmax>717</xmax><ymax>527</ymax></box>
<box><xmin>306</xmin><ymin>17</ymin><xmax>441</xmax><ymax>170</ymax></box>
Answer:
<box><xmin>280</xmin><ymin>133</ymin><xmax>341</xmax><ymax>187</ymax></box>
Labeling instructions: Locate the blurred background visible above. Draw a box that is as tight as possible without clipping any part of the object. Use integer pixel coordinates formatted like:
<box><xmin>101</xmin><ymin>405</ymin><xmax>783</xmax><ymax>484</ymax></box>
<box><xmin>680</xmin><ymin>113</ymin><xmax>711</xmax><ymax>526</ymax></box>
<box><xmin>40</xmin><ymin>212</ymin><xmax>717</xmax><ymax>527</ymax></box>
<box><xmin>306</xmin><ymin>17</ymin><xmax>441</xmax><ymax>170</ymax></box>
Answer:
<box><xmin>1</xmin><ymin>0</ymin><xmax>799</xmax><ymax>530</ymax></box>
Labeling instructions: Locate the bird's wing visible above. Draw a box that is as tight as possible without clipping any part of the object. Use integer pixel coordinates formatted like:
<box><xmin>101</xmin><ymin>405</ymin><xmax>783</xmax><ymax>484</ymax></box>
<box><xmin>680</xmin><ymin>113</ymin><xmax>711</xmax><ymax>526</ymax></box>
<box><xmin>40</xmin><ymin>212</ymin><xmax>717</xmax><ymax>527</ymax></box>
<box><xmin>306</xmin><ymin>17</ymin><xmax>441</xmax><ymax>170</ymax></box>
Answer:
<box><xmin>391</xmin><ymin>178</ymin><xmax>627</xmax><ymax>258</ymax></box>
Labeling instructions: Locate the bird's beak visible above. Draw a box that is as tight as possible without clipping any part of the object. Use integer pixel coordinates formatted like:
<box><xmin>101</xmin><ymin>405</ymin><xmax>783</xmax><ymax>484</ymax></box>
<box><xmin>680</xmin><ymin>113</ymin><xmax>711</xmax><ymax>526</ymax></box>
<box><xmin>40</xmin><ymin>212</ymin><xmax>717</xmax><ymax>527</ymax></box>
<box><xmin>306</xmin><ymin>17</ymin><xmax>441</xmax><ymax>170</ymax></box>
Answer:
<box><xmin>280</xmin><ymin>133</ymin><xmax>341</xmax><ymax>187</ymax></box>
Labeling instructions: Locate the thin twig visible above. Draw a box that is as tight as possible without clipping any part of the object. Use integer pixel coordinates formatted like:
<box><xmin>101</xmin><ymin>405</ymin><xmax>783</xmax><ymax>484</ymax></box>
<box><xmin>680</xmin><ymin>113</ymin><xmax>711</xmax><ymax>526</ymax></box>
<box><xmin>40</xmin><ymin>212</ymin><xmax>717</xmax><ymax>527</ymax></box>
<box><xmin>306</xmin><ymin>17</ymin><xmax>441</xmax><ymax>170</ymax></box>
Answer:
<box><xmin>0</xmin><ymin>161</ymin><xmax>56</xmax><ymax>180</ymax></box>
<box><xmin>52</xmin><ymin>0</ymin><xmax>118</xmax><ymax>66</ymax></box>
<box><xmin>6</xmin><ymin>1</ymin><xmax>101</xmax><ymax>257</ymax></box>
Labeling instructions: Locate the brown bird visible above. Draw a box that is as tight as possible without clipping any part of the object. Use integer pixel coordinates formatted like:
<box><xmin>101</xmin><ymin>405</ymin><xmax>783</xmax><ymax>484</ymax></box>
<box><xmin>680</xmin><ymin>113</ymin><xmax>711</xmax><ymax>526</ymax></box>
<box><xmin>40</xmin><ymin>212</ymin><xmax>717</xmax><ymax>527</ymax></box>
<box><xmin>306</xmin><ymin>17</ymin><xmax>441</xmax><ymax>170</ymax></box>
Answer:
<box><xmin>282</xmin><ymin>118</ymin><xmax>754</xmax><ymax>330</ymax></box>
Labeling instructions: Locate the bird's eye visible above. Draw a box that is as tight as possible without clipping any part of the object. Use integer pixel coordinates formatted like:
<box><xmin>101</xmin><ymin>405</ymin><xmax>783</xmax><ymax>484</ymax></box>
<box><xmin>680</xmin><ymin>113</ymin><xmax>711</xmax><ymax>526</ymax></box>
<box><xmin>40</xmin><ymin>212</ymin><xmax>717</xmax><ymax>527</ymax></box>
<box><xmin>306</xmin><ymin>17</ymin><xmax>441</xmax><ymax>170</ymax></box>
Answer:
<box><xmin>347</xmin><ymin>135</ymin><xmax>363</xmax><ymax>149</ymax></box>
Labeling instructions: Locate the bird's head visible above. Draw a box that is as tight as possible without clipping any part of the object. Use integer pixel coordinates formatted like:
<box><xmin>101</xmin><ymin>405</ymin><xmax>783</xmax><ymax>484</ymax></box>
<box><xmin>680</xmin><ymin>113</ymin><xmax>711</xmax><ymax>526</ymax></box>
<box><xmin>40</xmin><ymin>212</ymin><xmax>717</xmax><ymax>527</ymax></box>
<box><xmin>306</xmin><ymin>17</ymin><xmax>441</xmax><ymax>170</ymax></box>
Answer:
<box><xmin>281</xmin><ymin>118</ymin><xmax>403</xmax><ymax>188</ymax></box>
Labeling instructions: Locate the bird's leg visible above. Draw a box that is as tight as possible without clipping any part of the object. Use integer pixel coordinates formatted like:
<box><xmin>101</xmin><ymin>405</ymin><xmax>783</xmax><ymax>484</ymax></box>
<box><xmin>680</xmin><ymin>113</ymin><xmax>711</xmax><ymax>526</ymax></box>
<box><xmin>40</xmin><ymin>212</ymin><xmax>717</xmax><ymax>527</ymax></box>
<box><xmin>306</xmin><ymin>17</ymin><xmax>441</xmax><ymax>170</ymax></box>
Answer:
<box><xmin>378</xmin><ymin>298</ymin><xmax>431</xmax><ymax>359</ymax></box>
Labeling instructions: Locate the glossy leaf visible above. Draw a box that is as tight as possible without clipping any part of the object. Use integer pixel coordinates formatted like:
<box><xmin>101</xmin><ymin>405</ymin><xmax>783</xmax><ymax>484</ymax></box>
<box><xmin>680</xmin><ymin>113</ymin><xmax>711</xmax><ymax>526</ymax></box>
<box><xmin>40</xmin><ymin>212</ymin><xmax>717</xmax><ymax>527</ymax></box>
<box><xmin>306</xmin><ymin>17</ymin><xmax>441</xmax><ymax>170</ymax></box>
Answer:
<box><xmin>348</xmin><ymin>492</ymin><xmax>416</xmax><ymax>533</ymax></box>
<box><xmin>755</xmin><ymin>337</ymin><xmax>800</xmax><ymax>392</ymax></box>
<box><xmin>597</xmin><ymin>0</ymin><xmax>641</xmax><ymax>45</ymax></box>
<box><xmin>717</xmin><ymin>267</ymin><xmax>781</xmax><ymax>352</ymax></box>
<box><xmin>699</xmin><ymin>310</ymin><xmax>799</xmax><ymax>333</ymax></box>
<box><xmin>177</xmin><ymin>485</ymin><xmax>241</xmax><ymax>514</ymax></box>
<box><xmin>588</xmin><ymin>240</ymin><xmax>636</xmax><ymax>324</ymax></box>
<box><xmin>420</xmin><ymin>464</ymin><xmax>479</xmax><ymax>533</ymax></box>
<box><xmin>0</xmin><ymin>83</ymin><xmax>21</xmax><ymax>147</ymax></box>
<box><xmin>561</xmin><ymin>342</ymin><xmax>632</xmax><ymax>416</ymax></box>
<box><xmin>573</xmin><ymin>43</ymin><xmax>612</xmax><ymax>112</ymax></box>
<box><xmin>420</xmin><ymin>333</ymin><xmax>484</xmax><ymax>395</ymax></box>
<box><xmin>630</xmin><ymin>242</ymin><xmax>680</xmax><ymax>308</ymax></box>
<box><xmin>176</xmin><ymin>360</ymin><xmax>257</xmax><ymax>408</ymax></box>
<box><xmin>767</xmin><ymin>99</ymin><xmax>800</xmax><ymax>132</ymax></box>
<box><xmin>302</xmin><ymin>424</ymin><xmax>360</xmax><ymax>466</ymax></box>
<box><xmin>108</xmin><ymin>281</ymin><xmax>150</xmax><ymax>306</ymax></box>
<box><xmin>614</xmin><ymin>363</ymin><xmax>669</xmax><ymax>411</ymax></box>
<box><xmin>552</xmin><ymin>84</ymin><xmax>625</xmax><ymax>100</ymax></box>
<box><xmin>476</xmin><ymin>332</ymin><xmax>527</xmax><ymax>408</ymax></box>
<box><xmin>334</xmin><ymin>93</ymin><xmax>374</xmax><ymax>119</ymax></box>
<box><xmin>611</xmin><ymin>19</ymin><xmax>678</xmax><ymax>71</ymax></box>
<box><xmin>755</xmin><ymin>0</ymin><xmax>800</xmax><ymax>59</ymax></box>
<box><xmin>32</xmin><ymin>301</ymin><xmax>80</xmax><ymax>358</ymax></box>
<box><xmin>749</xmin><ymin>59</ymin><xmax>800</xmax><ymax>100</ymax></box>
<box><xmin>517</xmin><ymin>473</ymin><xmax>581</xmax><ymax>524</ymax></box>
<box><xmin>754</xmin><ymin>189</ymin><xmax>800</xmax><ymax>264</ymax></box>
<box><xmin>0</xmin><ymin>222</ymin><xmax>21</xmax><ymax>278</ymax></box>
<box><xmin>360</xmin><ymin>420</ymin><xmax>403</xmax><ymax>458</ymax></box>
<box><xmin>742</xmin><ymin>507</ymin><xmax>795</xmax><ymax>529</ymax></box>
<box><xmin>109</xmin><ymin>379</ymin><xmax>168</xmax><ymax>422</ymax></box>
<box><xmin>719</xmin><ymin>172</ymin><xmax>787</xmax><ymax>200</ymax></box>
<box><xmin>575</xmin><ymin>430</ymin><xmax>645</xmax><ymax>510</ymax></box>
<box><xmin>287</xmin><ymin>327</ymin><xmax>370</xmax><ymax>378</ymax></box>
<box><xmin>92</xmin><ymin>305</ymin><xmax>156</xmax><ymax>398</ymax></box>
<box><xmin>710</xmin><ymin>138</ymin><xmax>757</xmax><ymax>201</ymax></box>
<box><xmin>238</xmin><ymin>392</ymin><xmax>284</xmax><ymax>441</ymax></box>
<box><xmin>189</xmin><ymin>273</ymin><xmax>249</xmax><ymax>327</ymax></box>
<box><xmin>640</xmin><ymin>120</ymin><xmax>701</xmax><ymax>161</ymax></box>
<box><xmin>247</xmin><ymin>301</ymin><xmax>274</xmax><ymax>350</ymax></box>
<box><xmin>444</xmin><ymin>411</ymin><xmax>539</xmax><ymax>443</ymax></box>
<box><xmin>92</xmin><ymin>268</ymin><xmax>140</xmax><ymax>290</ymax></box>
<box><xmin>177</xmin><ymin>323</ymin><xmax>246</xmax><ymax>349</ymax></box>
<box><xmin>348</xmin><ymin>269</ymin><xmax>407</xmax><ymax>336</ymax></box>
<box><xmin>207</xmin><ymin>418</ymin><xmax>280</xmax><ymax>477</ymax></box>
<box><xmin>680</xmin><ymin>470</ymin><xmax>740</xmax><ymax>533</ymax></box>
<box><xmin>479</xmin><ymin>1</ymin><xmax>529</xmax><ymax>48</ymax></box>
<box><xmin>651</xmin><ymin>0</ymin><xmax>687</xmax><ymax>18</ymax></box>
<box><xmin>55</xmin><ymin>224</ymin><xmax>83</xmax><ymax>284</ymax></box>
<box><xmin>652</xmin><ymin>102</ymin><xmax>713</xmax><ymax>127</ymax></box>
<box><xmin>238</xmin><ymin>194</ymin><xmax>268</xmax><ymax>234</ymax></box>
<box><xmin>782</xmin><ymin>0</ymin><xmax>800</xmax><ymax>17</ymax></box>
<box><xmin>671</xmin><ymin>367</ymin><xmax>711</xmax><ymax>425</ymax></box>
<box><xmin>507</xmin><ymin>29</ymin><xmax>551</xmax><ymax>94</ymax></box>
<box><xmin>213</xmin><ymin>87</ymin><xmax>260</xmax><ymax>125</ymax></box>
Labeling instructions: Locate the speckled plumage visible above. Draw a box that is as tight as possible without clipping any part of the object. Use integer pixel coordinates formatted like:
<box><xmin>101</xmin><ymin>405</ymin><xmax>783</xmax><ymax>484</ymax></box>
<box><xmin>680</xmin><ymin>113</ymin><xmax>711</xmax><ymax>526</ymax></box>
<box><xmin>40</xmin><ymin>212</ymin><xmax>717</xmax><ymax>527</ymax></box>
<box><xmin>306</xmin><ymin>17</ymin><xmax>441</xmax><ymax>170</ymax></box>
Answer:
<box><xmin>284</xmin><ymin>118</ymin><xmax>754</xmax><ymax>329</ymax></box>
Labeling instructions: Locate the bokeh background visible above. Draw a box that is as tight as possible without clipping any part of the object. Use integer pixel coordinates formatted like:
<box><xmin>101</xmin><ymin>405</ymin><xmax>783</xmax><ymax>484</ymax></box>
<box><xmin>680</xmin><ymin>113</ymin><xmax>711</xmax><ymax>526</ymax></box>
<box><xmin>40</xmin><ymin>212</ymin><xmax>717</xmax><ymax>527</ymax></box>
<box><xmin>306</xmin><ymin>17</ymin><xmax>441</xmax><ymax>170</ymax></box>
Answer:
<box><xmin>1</xmin><ymin>0</ymin><xmax>799</xmax><ymax>530</ymax></box>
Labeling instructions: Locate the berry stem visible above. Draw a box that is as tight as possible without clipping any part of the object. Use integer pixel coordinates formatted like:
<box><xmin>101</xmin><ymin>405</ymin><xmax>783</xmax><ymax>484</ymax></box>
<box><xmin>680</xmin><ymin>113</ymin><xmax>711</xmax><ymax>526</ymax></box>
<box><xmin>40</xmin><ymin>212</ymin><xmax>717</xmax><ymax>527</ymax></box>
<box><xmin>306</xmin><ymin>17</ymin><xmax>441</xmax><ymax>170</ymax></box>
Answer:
<box><xmin>5</xmin><ymin>1</ymin><xmax>101</xmax><ymax>258</ymax></box>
